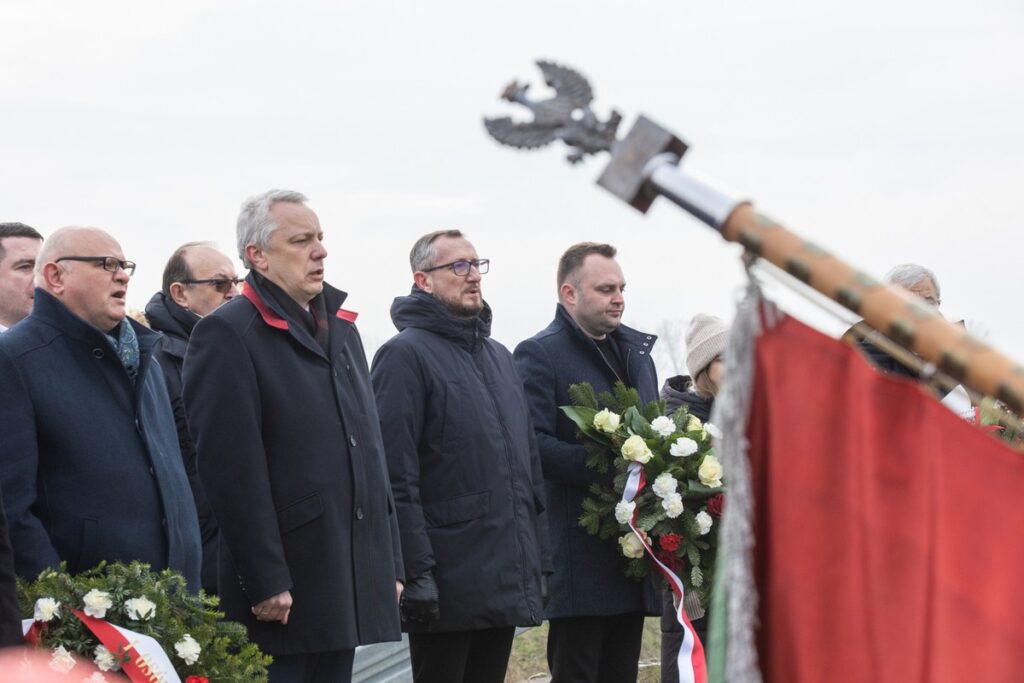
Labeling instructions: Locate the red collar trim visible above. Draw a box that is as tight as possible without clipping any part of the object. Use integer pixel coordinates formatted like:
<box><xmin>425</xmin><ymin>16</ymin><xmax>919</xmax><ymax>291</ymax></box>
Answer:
<box><xmin>336</xmin><ymin>308</ymin><xmax>358</xmax><ymax>323</ymax></box>
<box><xmin>242</xmin><ymin>282</ymin><xmax>289</xmax><ymax>330</ymax></box>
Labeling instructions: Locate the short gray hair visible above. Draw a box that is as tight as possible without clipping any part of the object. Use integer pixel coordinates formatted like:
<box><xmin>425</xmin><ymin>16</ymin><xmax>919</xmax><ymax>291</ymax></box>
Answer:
<box><xmin>884</xmin><ymin>263</ymin><xmax>940</xmax><ymax>298</ymax></box>
<box><xmin>409</xmin><ymin>229</ymin><xmax>464</xmax><ymax>272</ymax></box>
<box><xmin>236</xmin><ymin>189</ymin><xmax>308</xmax><ymax>268</ymax></box>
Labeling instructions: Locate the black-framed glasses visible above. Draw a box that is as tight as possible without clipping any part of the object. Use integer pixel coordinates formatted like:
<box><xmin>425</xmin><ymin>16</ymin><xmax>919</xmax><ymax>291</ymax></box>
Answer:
<box><xmin>423</xmin><ymin>259</ymin><xmax>490</xmax><ymax>276</ymax></box>
<box><xmin>181</xmin><ymin>277</ymin><xmax>243</xmax><ymax>294</ymax></box>
<box><xmin>55</xmin><ymin>256</ymin><xmax>136</xmax><ymax>277</ymax></box>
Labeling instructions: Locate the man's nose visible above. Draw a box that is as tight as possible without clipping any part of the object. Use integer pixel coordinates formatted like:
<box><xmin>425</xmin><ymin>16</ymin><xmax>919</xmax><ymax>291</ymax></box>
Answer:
<box><xmin>313</xmin><ymin>240</ymin><xmax>328</xmax><ymax>261</ymax></box>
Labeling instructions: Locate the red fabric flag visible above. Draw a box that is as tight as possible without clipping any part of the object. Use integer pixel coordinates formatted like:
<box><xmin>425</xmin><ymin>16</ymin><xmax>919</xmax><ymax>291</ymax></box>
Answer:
<box><xmin>748</xmin><ymin>314</ymin><xmax>1024</xmax><ymax>682</ymax></box>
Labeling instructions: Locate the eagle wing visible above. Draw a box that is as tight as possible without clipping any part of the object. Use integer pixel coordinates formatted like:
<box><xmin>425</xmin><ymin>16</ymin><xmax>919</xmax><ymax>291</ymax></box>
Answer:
<box><xmin>537</xmin><ymin>60</ymin><xmax>593</xmax><ymax>108</ymax></box>
<box><xmin>483</xmin><ymin>117</ymin><xmax>559</xmax><ymax>149</ymax></box>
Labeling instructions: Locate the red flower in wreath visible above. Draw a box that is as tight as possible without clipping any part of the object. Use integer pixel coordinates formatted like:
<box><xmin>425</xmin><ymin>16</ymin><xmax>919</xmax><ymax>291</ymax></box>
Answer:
<box><xmin>659</xmin><ymin>533</ymin><xmax>683</xmax><ymax>552</ymax></box>
<box><xmin>185</xmin><ymin>677</ymin><xmax>210</xmax><ymax>683</ymax></box>
<box><xmin>706</xmin><ymin>493</ymin><xmax>725</xmax><ymax>518</ymax></box>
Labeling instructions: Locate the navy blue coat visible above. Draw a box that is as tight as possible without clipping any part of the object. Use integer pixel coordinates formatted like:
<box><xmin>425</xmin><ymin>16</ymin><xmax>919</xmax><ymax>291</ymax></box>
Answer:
<box><xmin>0</xmin><ymin>290</ymin><xmax>201</xmax><ymax>587</ymax></box>
<box><xmin>514</xmin><ymin>304</ymin><xmax>661</xmax><ymax>619</ymax></box>
<box><xmin>145</xmin><ymin>292</ymin><xmax>219</xmax><ymax>594</ymax></box>
<box><xmin>182</xmin><ymin>275</ymin><xmax>402</xmax><ymax>656</ymax></box>
<box><xmin>371</xmin><ymin>288</ymin><xmax>550</xmax><ymax>632</ymax></box>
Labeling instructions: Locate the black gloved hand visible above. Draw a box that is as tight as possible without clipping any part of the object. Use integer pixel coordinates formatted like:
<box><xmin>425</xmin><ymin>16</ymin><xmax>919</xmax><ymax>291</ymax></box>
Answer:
<box><xmin>541</xmin><ymin>573</ymin><xmax>550</xmax><ymax>608</ymax></box>
<box><xmin>400</xmin><ymin>571</ymin><xmax>440</xmax><ymax>625</ymax></box>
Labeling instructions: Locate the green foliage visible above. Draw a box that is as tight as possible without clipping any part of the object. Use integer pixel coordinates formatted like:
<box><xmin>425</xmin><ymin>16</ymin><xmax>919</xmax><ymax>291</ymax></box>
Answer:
<box><xmin>691</xmin><ymin>566</ymin><xmax>704</xmax><ymax>588</ymax></box>
<box><xmin>18</xmin><ymin>561</ymin><xmax>271</xmax><ymax>681</ymax></box>
<box><xmin>568</xmin><ymin>382</ymin><xmax>599</xmax><ymax>409</ymax></box>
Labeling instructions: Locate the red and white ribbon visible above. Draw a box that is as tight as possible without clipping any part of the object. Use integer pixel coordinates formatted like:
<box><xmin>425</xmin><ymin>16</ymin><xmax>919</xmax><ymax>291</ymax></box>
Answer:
<box><xmin>23</xmin><ymin>612</ymin><xmax>182</xmax><ymax>683</ymax></box>
<box><xmin>622</xmin><ymin>461</ymin><xmax>708</xmax><ymax>683</ymax></box>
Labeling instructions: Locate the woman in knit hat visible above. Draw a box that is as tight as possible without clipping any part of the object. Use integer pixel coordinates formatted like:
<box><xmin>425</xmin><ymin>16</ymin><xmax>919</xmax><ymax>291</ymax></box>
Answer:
<box><xmin>659</xmin><ymin>313</ymin><xmax>729</xmax><ymax>683</ymax></box>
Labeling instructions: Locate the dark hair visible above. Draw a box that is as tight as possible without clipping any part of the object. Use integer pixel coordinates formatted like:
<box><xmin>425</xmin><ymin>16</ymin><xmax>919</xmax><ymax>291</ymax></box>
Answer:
<box><xmin>161</xmin><ymin>241</ymin><xmax>211</xmax><ymax>295</ymax></box>
<box><xmin>0</xmin><ymin>222</ymin><xmax>43</xmax><ymax>261</ymax></box>
<box><xmin>556</xmin><ymin>242</ymin><xmax>617</xmax><ymax>292</ymax></box>
<box><xmin>409</xmin><ymin>229</ymin><xmax>465</xmax><ymax>272</ymax></box>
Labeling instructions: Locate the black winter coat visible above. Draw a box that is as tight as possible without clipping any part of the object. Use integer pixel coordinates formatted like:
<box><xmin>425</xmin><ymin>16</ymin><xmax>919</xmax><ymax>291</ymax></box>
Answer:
<box><xmin>0</xmin><ymin>291</ymin><xmax>201</xmax><ymax>587</ymax></box>
<box><xmin>144</xmin><ymin>292</ymin><xmax>219</xmax><ymax>593</ymax></box>
<box><xmin>371</xmin><ymin>288</ymin><xmax>549</xmax><ymax>632</ymax></box>
<box><xmin>514</xmin><ymin>304</ymin><xmax>661</xmax><ymax>619</ymax></box>
<box><xmin>182</xmin><ymin>275</ymin><xmax>402</xmax><ymax>655</ymax></box>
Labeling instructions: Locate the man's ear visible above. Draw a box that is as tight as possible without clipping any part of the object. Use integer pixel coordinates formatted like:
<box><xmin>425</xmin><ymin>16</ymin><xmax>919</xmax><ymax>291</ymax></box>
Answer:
<box><xmin>246</xmin><ymin>244</ymin><xmax>267</xmax><ymax>272</ymax></box>
<box><xmin>413</xmin><ymin>271</ymin><xmax>433</xmax><ymax>293</ymax></box>
<box><xmin>39</xmin><ymin>262</ymin><xmax>65</xmax><ymax>294</ymax></box>
<box><xmin>169</xmin><ymin>282</ymin><xmax>189</xmax><ymax>308</ymax></box>
<box><xmin>560</xmin><ymin>282</ymin><xmax>577</xmax><ymax>306</ymax></box>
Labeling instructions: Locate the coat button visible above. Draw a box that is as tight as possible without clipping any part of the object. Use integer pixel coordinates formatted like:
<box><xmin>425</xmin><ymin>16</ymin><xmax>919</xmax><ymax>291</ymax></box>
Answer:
<box><xmin>92</xmin><ymin>348</ymin><xmax>105</xmax><ymax>359</ymax></box>
<box><xmin>639</xmin><ymin>351</ymin><xmax>645</xmax><ymax>355</ymax></box>
<box><xmin>349</xmin><ymin>435</ymin><xmax>357</xmax><ymax>447</ymax></box>
<box><xmin>643</xmin><ymin>342</ymin><xmax>649</xmax><ymax>347</ymax></box>
<box><xmin>356</xmin><ymin>507</ymin><xmax>365</xmax><ymax>520</ymax></box>
<box><xmin>149</xmin><ymin>466</ymin><xmax>156</xmax><ymax>477</ymax></box>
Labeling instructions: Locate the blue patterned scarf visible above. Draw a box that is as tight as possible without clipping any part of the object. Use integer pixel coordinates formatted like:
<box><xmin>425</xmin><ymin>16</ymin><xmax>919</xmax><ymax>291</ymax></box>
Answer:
<box><xmin>107</xmin><ymin>320</ymin><xmax>140</xmax><ymax>384</ymax></box>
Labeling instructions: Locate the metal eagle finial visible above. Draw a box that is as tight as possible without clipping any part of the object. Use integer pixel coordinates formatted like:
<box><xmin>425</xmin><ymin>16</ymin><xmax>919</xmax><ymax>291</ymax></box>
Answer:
<box><xmin>483</xmin><ymin>60</ymin><xmax>622</xmax><ymax>164</ymax></box>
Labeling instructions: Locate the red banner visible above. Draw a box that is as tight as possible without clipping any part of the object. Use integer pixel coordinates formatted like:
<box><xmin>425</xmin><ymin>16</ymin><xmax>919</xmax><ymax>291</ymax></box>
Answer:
<box><xmin>748</xmin><ymin>315</ymin><xmax>1024</xmax><ymax>682</ymax></box>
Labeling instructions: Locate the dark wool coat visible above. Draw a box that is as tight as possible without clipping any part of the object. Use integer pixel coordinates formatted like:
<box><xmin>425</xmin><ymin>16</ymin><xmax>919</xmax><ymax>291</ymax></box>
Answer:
<box><xmin>371</xmin><ymin>288</ymin><xmax>550</xmax><ymax>633</ymax></box>
<box><xmin>514</xmin><ymin>304</ymin><xmax>661</xmax><ymax>619</ymax></box>
<box><xmin>0</xmin><ymin>491</ymin><xmax>24</xmax><ymax>647</ymax></box>
<box><xmin>144</xmin><ymin>292</ymin><xmax>219</xmax><ymax>593</ymax></box>
<box><xmin>182</xmin><ymin>275</ymin><xmax>402</xmax><ymax>656</ymax></box>
<box><xmin>0</xmin><ymin>290</ymin><xmax>201</xmax><ymax>587</ymax></box>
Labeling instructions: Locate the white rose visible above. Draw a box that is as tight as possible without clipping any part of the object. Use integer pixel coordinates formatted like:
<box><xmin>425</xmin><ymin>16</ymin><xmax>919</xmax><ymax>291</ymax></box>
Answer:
<box><xmin>618</xmin><ymin>532</ymin><xmax>647</xmax><ymax>559</ymax></box>
<box><xmin>49</xmin><ymin>645</ymin><xmax>76</xmax><ymax>674</ymax></box>
<box><xmin>124</xmin><ymin>596</ymin><xmax>157</xmax><ymax>621</ymax></box>
<box><xmin>593</xmin><ymin>409</ymin><xmax>621</xmax><ymax>433</ymax></box>
<box><xmin>650</xmin><ymin>415</ymin><xmax>676</xmax><ymax>438</ymax></box>
<box><xmin>174</xmin><ymin>633</ymin><xmax>202</xmax><ymax>665</ymax></box>
<box><xmin>670</xmin><ymin>437</ymin><xmax>699</xmax><ymax>458</ymax></box>
<box><xmin>696</xmin><ymin>510</ymin><xmax>714</xmax><ymax>535</ymax></box>
<box><xmin>651</xmin><ymin>472</ymin><xmax>678</xmax><ymax>498</ymax></box>
<box><xmin>705</xmin><ymin>422</ymin><xmax>723</xmax><ymax>440</ymax></box>
<box><xmin>82</xmin><ymin>589</ymin><xmax>113</xmax><ymax>619</ymax></box>
<box><xmin>686</xmin><ymin>414</ymin><xmax>703</xmax><ymax>432</ymax></box>
<box><xmin>34</xmin><ymin>597</ymin><xmax>61</xmax><ymax>622</ymax></box>
<box><xmin>94</xmin><ymin>644</ymin><xmax>118</xmax><ymax>672</ymax></box>
<box><xmin>614</xmin><ymin>500</ymin><xmax>636</xmax><ymax>525</ymax></box>
<box><xmin>662</xmin><ymin>493</ymin><xmax>684</xmax><ymax>518</ymax></box>
<box><xmin>621</xmin><ymin>435</ymin><xmax>654</xmax><ymax>464</ymax></box>
<box><xmin>698</xmin><ymin>455</ymin><xmax>724</xmax><ymax>488</ymax></box>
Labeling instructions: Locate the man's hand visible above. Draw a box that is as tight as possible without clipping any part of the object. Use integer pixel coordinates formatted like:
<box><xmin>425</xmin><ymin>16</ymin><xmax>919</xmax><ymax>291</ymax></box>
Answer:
<box><xmin>252</xmin><ymin>590</ymin><xmax>293</xmax><ymax>625</ymax></box>
<box><xmin>399</xmin><ymin>572</ymin><xmax>439</xmax><ymax>625</ymax></box>
<box><xmin>396</xmin><ymin>581</ymin><xmax>404</xmax><ymax>604</ymax></box>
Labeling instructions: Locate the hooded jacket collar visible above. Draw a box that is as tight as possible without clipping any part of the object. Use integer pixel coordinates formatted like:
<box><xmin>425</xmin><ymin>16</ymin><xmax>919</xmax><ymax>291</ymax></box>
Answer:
<box><xmin>144</xmin><ymin>292</ymin><xmax>197</xmax><ymax>360</ymax></box>
<box><xmin>389</xmin><ymin>286</ymin><xmax>492</xmax><ymax>353</ymax></box>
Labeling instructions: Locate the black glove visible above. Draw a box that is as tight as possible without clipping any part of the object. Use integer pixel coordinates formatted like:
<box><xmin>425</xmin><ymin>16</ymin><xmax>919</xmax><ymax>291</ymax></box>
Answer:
<box><xmin>400</xmin><ymin>571</ymin><xmax>440</xmax><ymax>625</ymax></box>
<box><xmin>541</xmin><ymin>573</ymin><xmax>550</xmax><ymax>608</ymax></box>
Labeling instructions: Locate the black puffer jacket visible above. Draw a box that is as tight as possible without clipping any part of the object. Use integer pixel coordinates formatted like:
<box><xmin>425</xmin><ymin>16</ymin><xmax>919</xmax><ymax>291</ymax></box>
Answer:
<box><xmin>371</xmin><ymin>287</ymin><xmax>550</xmax><ymax>632</ymax></box>
<box><xmin>660</xmin><ymin>375</ymin><xmax>713</xmax><ymax>422</ymax></box>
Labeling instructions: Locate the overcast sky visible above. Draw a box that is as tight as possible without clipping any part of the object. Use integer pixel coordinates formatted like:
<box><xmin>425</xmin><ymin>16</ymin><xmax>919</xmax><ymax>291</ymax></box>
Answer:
<box><xmin>3</xmin><ymin>0</ymin><xmax>1022</xmax><ymax>377</ymax></box>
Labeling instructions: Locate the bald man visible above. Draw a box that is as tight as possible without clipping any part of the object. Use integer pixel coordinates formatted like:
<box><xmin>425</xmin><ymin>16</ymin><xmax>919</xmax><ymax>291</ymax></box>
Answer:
<box><xmin>0</xmin><ymin>227</ymin><xmax>201</xmax><ymax>587</ymax></box>
<box><xmin>145</xmin><ymin>242</ymin><xmax>240</xmax><ymax>593</ymax></box>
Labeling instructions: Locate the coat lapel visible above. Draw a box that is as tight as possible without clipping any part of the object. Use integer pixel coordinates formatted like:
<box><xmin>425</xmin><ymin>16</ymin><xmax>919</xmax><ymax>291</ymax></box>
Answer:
<box><xmin>242</xmin><ymin>280</ymin><xmax>328</xmax><ymax>362</ymax></box>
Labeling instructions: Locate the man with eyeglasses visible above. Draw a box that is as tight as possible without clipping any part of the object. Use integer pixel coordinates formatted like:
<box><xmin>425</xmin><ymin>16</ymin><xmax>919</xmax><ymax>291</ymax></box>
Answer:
<box><xmin>145</xmin><ymin>241</ymin><xmax>241</xmax><ymax>594</ymax></box>
<box><xmin>182</xmin><ymin>190</ymin><xmax>403</xmax><ymax>683</ymax></box>
<box><xmin>0</xmin><ymin>226</ymin><xmax>201</xmax><ymax>590</ymax></box>
<box><xmin>370</xmin><ymin>229</ymin><xmax>550</xmax><ymax>683</ymax></box>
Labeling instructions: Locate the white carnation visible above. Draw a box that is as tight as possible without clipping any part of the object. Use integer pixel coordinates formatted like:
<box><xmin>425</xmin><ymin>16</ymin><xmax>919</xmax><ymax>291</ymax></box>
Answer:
<box><xmin>174</xmin><ymin>633</ymin><xmax>202</xmax><ymax>665</ymax></box>
<box><xmin>662</xmin><ymin>493</ymin><xmax>684</xmax><ymax>518</ymax></box>
<box><xmin>82</xmin><ymin>589</ymin><xmax>113</xmax><ymax>619</ymax></box>
<box><xmin>94</xmin><ymin>644</ymin><xmax>118</xmax><ymax>672</ymax></box>
<box><xmin>650</xmin><ymin>415</ymin><xmax>676</xmax><ymax>438</ymax></box>
<box><xmin>83</xmin><ymin>673</ymin><xmax>109</xmax><ymax>683</ymax></box>
<box><xmin>614</xmin><ymin>500</ymin><xmax>636</xmax><ymax>525</ymax></box>
<box><xmin>696</xmin><ymin>510</ymin><xmax>714</xmax><ymax>535</ymax></box>
<box><xmin>651</xmin><ymin>472</ymin><xmax>678</xmax><ymax>498</ymax></box>
<box><xmin>34</xmin><ymin>597</ymin><xmax>60</xmax><ymax>622</ymax></box>
<box><xmin>670</xmin><ymin>437</ymin><xmax>699</xmax><ymax>458</ymax></box>
<box><xmin>49</xmin><ymin>645</ymin><xmax>76</xmax><ymax>673</ymax></box>
<box><xmin>124</xmin><ymin>596</ymin><xmax>156</xmax><ymax>621</ymax></box>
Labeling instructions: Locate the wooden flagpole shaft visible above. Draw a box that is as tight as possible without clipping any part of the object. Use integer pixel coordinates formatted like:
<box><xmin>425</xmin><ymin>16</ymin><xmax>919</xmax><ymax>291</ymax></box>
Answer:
<box><xmin>595</xmin><ymin>115</ymin><xmax>1024</xmax><ymax>414</ymax></box>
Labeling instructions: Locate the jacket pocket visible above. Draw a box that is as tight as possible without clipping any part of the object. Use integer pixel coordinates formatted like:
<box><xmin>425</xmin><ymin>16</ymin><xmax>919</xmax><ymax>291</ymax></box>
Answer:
<box><xmin>424</xmin><ymin>491</ymin><xmax>490</xmax><ymax>528</ymax></box>
<box><xmin>276</xmin><ymin>492</ymin><xmax>324</xmax><ymax>535</ymax></box>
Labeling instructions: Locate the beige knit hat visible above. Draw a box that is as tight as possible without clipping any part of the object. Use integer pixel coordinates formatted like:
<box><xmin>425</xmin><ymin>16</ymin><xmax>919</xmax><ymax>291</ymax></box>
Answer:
<box><xmin>686</xmin><ymin>314</ymin><xmax>730</xmax><ymax>378</ymax></box>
